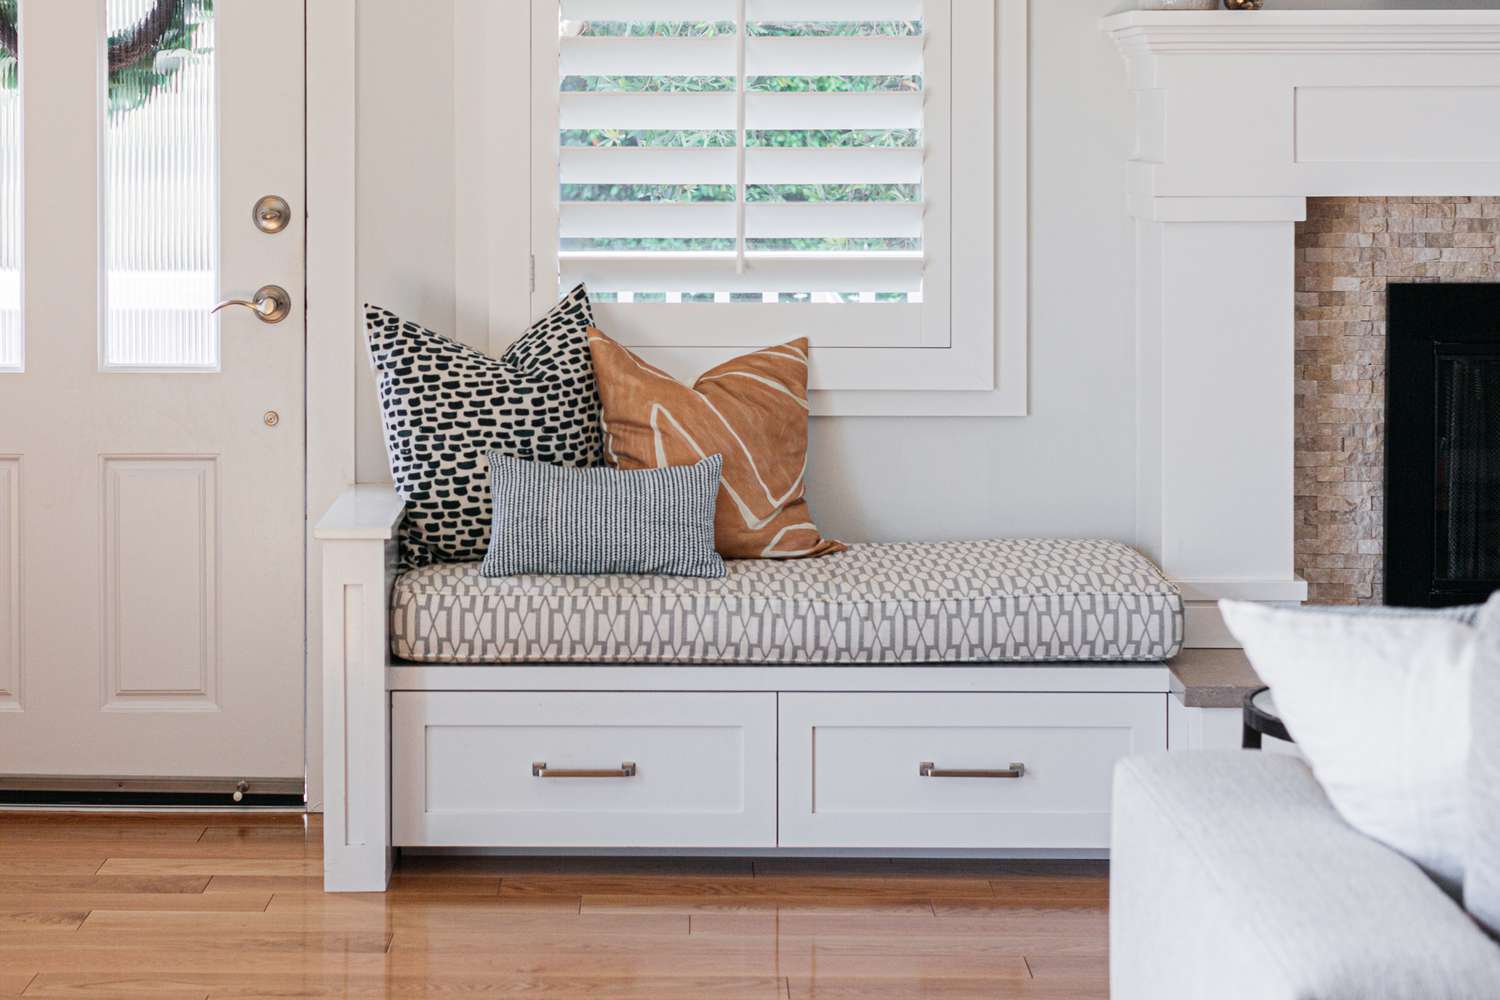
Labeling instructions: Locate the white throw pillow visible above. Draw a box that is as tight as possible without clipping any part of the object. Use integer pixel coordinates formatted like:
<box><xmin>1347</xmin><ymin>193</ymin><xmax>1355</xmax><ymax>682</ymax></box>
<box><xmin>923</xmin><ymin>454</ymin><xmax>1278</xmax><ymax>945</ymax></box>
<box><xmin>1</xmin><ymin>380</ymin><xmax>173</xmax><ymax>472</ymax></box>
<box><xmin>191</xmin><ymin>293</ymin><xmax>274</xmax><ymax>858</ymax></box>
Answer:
<box><xmin>1220</xmin><ymin>598</ymin><xmax>1495</xmax><ymax>896</ymax></box>
<box><xmin>1467</xmin><ymin>599</ymin><xmax>1500</xmax><ymax>937</ymax></box>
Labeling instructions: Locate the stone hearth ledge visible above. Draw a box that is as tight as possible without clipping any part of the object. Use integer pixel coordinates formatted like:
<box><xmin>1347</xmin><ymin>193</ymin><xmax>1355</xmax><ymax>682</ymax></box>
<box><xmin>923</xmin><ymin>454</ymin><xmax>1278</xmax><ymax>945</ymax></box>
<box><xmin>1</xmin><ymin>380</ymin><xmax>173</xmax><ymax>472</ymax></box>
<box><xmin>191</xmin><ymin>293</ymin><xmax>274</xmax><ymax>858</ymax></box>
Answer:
<box><xmin>1170</xmin><ymin>648</ymin><xmax>1263</xmax><ymax>710</ymax></box>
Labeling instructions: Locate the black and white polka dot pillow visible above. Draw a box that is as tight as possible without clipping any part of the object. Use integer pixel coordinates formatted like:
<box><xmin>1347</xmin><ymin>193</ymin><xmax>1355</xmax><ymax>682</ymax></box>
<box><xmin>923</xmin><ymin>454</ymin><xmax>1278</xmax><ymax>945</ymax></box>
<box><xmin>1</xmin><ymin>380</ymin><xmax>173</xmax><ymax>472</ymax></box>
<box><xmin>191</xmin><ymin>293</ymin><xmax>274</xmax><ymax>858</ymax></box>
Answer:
<box><xmin>365</xmin><ymin>285</ymin><xmax>603</xmax><ymax>567</ymax></box>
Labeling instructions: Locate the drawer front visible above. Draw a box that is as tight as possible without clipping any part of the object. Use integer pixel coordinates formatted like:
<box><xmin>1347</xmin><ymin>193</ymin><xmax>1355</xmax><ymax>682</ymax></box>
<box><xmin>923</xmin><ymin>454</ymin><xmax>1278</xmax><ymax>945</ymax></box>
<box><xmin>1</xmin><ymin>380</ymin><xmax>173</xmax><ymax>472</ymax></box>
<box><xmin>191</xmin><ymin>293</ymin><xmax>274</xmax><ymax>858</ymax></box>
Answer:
<box><xmin>393</xmin><ymin>692</ymin><xmax>776</xmax><ymax>847</ymax></box>
<box><xmin>778</xmin><ymin>692</ymin><xmax>1166</xmax><ymax>849</ymax></box>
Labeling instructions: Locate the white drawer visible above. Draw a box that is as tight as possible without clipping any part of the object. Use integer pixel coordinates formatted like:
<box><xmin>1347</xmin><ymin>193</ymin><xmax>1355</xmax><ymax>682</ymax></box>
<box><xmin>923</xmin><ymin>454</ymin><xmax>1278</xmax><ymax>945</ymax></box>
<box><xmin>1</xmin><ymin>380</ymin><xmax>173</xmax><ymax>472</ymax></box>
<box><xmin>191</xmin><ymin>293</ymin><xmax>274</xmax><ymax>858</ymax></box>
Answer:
<box><xmin>393</xmin><ymin>692</ymin><xmax>776</xmax><ymax>847</ymax></box>
<box><xmin>777</xmin><ymin>692</ymin><xmax>1166</xmax><ymax>849</ymax></box>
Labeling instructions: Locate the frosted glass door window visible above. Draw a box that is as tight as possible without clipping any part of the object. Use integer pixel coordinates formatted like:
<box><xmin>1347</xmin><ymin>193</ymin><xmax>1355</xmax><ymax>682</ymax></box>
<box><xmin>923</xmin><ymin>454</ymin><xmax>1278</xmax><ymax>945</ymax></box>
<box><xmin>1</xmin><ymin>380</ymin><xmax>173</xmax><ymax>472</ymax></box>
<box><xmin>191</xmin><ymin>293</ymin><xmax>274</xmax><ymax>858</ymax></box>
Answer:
<box><xmin>104</xmin><ymin>0</ymin><xmax>217</xmax><ymax>370</ymax></box>
<box><xmin>0</xmin><ymin>2</ymin><xmax>19</xmax><ymax>372</ymax></box>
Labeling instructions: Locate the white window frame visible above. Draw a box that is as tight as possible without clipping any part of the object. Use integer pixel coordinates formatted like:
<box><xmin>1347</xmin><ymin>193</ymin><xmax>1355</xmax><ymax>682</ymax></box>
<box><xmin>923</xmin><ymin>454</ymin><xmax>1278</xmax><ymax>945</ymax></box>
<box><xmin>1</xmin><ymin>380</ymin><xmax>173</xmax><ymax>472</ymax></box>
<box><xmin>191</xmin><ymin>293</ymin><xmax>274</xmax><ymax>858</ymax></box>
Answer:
<box><xmin>531</xmin><ymin>0</ymin><xmax>951</xmax><ymax>355</ymax></box>
<box><xmin>466</xmin><ymin>0</ymin><xmax>1027</xmax><ymax>416</ymax></box>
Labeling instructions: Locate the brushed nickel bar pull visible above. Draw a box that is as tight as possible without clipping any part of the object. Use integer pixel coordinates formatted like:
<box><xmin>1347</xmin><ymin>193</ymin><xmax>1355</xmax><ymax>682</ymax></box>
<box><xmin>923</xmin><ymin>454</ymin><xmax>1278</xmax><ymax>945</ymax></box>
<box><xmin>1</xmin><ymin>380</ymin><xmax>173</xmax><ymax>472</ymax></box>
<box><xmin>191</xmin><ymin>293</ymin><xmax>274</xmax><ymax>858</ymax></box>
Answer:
<box><xmin>531</xmin><ymin>761</ymin><xmax>637</xmax><ymax>779</ymax></box>
<box><xmin>919</xmin><ymin>761</ymin><xmax>1026</xmax><ymax>779</ymax></box>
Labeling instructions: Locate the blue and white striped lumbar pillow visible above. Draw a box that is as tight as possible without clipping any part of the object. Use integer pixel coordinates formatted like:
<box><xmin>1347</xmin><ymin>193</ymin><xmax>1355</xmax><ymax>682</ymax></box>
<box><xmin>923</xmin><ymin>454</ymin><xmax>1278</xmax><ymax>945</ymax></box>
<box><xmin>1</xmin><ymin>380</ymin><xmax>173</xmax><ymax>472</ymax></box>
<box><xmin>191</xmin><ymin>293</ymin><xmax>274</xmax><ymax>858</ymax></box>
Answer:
<box><xmin>481</xmin><ymin>453</ymin><xmax>727</xmax><ymax>578</ymax></box>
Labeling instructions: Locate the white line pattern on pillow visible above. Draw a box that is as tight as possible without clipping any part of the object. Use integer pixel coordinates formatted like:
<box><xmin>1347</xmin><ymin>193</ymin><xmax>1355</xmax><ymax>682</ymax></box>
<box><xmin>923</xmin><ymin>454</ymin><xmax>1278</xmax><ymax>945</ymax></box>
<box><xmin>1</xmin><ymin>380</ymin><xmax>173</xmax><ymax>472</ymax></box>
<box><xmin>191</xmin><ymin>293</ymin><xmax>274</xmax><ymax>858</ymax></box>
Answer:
<box><xmin>481</xmin><ymin>453</ymin><xmax>726</xmax><ymax>579</ymax></box>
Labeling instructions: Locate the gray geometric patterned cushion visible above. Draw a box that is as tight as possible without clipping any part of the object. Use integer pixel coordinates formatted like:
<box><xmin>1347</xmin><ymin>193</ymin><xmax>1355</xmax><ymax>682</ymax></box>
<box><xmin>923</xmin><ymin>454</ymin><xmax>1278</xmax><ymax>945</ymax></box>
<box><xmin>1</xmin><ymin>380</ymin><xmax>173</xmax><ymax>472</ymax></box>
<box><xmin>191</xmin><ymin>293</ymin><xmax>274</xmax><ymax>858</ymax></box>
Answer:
<box><xmin>392</xmin><ymin>538</ymin><xmax>1184</xmax><ymax>664</ymax></box>
<box><xmin>481</xmin><ymin>453</ymin><xmax>726</xmax><ymax>579</ymax></box>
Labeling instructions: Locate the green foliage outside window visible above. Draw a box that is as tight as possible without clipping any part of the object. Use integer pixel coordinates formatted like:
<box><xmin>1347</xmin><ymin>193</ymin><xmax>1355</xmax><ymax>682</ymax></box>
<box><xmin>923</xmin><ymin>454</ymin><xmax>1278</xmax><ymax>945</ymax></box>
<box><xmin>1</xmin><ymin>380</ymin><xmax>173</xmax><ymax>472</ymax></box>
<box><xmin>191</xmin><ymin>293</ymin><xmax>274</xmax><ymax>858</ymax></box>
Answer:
<box><xmin>562</xmin><ymin>20</ymin><xmax>924</xmax><ymax>227</ymax></box>
<box><xmin>0</xmin><ymin>0</ymin><xmax>16</xmax><ymax>91</ymax></box>
<box><xmin>562</xmin><ymin>21</ymin><xmax>924</xmax><ymax>258</ymax></box>
<box><xmin>0</xmin><ymin>0</ymin><xmax>214</xmax><ymax>114</ymax></box>
<box><xmin>108</xmin><ymin>0</ymin><xmax>214</xmax><ymax>115</ymax></box>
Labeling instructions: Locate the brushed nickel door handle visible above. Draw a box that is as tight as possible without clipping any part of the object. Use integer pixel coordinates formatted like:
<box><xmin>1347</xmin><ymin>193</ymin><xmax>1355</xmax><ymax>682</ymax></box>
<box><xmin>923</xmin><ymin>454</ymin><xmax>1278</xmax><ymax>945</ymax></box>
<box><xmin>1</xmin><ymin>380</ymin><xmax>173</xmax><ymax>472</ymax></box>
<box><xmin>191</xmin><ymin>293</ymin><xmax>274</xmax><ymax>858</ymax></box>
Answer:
<box><xmin>919</xmin><ymin>761</ymin><xmax>1026</xmax><ymax>779</ymax></box>
<box><xmin>531</xmin><ymin>761</ymin><xmax>637</xmax><ymax>779</ymax></box>
<box><xmin>211</xmin><ymin>285</ymin><xmax>291</xmax><ymax>324</ymax></box>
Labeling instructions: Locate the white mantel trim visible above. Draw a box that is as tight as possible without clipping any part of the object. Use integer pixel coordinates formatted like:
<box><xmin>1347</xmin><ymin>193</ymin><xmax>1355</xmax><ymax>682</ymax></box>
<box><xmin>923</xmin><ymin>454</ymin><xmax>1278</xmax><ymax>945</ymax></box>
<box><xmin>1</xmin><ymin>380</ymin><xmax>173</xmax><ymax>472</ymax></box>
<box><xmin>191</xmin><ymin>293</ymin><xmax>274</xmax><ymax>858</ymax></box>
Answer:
<box><xmin>1174</xmin><ymin>579</ymin><xmax>1308</xmax><ymax>605</ymax></box>
<box><xmin>1128</xmin><ymin>195</ymin><xmax>1308</xmax><ymax>224</ymax></box>
<box><xmin>1101</xmin><ymin>9</ymin><xmax>1500</xmax><ymax>643</ymax></box>
<box><xmin>1103</xmin><ymin>11</ymin><xmax>1500</xmax><ymax>54</ymax></box>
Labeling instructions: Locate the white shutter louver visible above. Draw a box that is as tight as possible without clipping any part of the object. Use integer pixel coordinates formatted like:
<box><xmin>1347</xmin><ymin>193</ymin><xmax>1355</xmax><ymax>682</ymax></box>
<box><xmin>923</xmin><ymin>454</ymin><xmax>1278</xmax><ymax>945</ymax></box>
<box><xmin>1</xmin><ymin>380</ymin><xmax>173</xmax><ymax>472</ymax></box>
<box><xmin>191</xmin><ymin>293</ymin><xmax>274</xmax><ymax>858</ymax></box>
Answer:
<box><xmin>548</xmin><ymin>0</ymin><xmax>940</xmax><ymax>306</ymax></box>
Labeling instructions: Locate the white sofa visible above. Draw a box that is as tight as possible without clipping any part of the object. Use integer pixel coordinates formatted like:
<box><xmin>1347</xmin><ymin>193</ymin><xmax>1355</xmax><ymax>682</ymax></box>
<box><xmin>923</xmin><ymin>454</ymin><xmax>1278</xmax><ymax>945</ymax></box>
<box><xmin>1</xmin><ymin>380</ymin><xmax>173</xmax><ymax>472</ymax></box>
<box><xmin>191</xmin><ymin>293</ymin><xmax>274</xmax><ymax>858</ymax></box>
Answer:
<box><xmin>317</xmin><ymin>485</ymin><xmax>1185</xmax><ymax>892</ymax></box>
<box><xmin>1112</xmin><ymin>752</ymin><xmax>1500</xmax><ymax>1000</ymax></box>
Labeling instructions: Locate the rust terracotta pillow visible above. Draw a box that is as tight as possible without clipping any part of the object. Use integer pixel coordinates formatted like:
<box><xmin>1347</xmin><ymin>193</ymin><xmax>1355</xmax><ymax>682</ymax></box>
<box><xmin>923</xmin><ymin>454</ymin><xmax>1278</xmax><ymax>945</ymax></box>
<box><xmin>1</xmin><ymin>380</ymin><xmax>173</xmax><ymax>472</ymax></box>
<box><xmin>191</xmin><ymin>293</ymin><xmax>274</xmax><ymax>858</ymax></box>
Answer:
<box><xmin>587</xmin><ymin>329</ymin><xmax>845</xmax><ymax>560</ymax></box>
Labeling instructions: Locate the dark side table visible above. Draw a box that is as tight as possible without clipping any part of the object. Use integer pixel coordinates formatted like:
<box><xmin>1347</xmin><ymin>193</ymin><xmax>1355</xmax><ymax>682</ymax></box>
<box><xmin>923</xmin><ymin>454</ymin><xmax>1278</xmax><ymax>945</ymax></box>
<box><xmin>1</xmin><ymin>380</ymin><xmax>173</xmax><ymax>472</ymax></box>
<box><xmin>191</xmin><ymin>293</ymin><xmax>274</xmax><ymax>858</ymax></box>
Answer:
<box><xmin>1242</xmin><ymin>687</ymin><xmax>1293</xmax><ymax>750</ymax></box>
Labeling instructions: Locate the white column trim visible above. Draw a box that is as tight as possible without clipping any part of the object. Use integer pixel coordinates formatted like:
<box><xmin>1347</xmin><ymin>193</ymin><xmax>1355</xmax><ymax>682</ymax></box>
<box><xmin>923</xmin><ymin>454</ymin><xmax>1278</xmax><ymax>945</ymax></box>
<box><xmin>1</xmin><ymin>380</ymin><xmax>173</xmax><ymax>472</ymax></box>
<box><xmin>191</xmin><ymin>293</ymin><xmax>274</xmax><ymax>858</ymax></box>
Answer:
<box><xmin>1175</xmin><ymin>578</ymin><xmax>1308</xmax><ymax>651</ymax></box>
<box><xmin>305</xmin><ymin>0</ymin><xmax>360</xmax><ymax>811</ymax></box>
<box><xmin>1174</xmin><ymin>579</ymin><xmax>1309</xmax><ymax>604</ymax></box>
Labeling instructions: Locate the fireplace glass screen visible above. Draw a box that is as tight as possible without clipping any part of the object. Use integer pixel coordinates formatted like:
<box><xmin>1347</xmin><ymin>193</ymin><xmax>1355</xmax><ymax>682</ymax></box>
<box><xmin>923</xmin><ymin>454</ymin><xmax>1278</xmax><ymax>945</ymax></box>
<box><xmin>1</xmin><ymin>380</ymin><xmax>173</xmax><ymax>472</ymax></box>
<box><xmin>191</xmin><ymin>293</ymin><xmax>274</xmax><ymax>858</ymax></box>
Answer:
<box><xmin>1387</xmin><ymin>283</ymin><xmax>1500</xmax><ymax>606</ymax></box>
<box><xmin>1434</xmin><ymin>352</ymin><xmax>1500</xmax><ymax>585</ymax></box>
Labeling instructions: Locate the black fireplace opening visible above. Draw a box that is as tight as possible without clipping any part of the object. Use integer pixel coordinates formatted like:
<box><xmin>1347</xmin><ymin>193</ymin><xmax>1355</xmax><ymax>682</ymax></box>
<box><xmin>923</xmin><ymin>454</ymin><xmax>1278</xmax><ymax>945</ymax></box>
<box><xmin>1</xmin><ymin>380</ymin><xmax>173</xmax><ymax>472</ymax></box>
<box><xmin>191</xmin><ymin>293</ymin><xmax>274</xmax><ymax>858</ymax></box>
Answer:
<box><xmin>1386</xmin><ymin>283</ymin><xmax>1500</xmax><ymax>607</ymax></box>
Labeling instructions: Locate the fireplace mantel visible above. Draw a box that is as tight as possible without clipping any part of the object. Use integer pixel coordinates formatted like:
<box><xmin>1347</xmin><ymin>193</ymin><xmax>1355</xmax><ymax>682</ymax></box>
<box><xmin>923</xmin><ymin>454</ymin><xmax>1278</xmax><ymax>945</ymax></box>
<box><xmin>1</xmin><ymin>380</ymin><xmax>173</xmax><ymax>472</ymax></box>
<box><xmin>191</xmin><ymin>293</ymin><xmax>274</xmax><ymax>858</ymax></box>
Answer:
<box><xmin>1102</xmin><ymin>11</ymin><xmax>1500</xmax><ymax>643</ymax></box>
<box><xmin>1105</xmin><ymin>10</ymin><xmax>1500</xmax><ymax>53</ymax></box>
<box><xmin>1105</xmin><ymin>11</ymin><xmax>1500</xmax><ymax>209</ymax></box>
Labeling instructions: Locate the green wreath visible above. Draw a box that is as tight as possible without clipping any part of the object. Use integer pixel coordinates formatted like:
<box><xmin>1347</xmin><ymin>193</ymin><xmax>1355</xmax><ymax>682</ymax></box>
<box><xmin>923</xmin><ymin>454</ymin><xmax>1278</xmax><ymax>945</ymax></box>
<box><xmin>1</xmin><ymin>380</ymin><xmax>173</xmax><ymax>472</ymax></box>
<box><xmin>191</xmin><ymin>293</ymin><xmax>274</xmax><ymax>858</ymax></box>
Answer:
<box><xmin>0</xmin><ymin>0</ymin><xmax>214</xmax><ymax>114</ymax></box>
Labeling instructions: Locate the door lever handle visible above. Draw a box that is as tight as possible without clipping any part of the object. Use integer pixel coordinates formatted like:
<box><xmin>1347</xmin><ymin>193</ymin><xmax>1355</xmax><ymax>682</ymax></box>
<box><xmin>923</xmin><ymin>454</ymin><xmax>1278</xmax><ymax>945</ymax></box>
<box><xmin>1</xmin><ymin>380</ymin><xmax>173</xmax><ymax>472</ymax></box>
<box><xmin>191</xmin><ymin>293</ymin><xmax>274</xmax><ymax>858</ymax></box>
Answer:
<box><xmin>212</xmin><ymin>285</ymin><xmax>290</xmax><ymax>324</ymax></box>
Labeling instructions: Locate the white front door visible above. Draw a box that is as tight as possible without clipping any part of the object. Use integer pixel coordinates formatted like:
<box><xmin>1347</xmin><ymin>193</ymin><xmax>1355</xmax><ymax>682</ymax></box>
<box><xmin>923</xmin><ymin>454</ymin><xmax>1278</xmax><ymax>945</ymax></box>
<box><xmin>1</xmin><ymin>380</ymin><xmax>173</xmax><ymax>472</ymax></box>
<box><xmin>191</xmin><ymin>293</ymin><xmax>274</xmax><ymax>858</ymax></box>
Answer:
<box><xmin>0</xmin><ymin>0</ymin><xmax>306</xmax><ymax>791</ymax></box>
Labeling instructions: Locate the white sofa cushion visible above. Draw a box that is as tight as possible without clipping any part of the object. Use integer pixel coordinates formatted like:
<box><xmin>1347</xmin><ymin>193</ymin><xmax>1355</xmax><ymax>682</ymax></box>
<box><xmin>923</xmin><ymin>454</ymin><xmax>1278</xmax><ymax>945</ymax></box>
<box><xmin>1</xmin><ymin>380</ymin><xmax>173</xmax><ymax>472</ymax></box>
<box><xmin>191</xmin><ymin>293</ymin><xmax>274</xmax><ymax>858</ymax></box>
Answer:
<box><xmin>1220</xmin><ymin>599</ymin><xmax>1495</xmax><ymax>895</ymax></box>
<box><xmin>1112</xmin><ymin>753</ymin><xmax>1500</xmax><ymax>1000</ymax></box>
<box><xmin>1468</xmin><ymin>599</ymin><xmax>1500</xmax><ymax>937</ymax></box>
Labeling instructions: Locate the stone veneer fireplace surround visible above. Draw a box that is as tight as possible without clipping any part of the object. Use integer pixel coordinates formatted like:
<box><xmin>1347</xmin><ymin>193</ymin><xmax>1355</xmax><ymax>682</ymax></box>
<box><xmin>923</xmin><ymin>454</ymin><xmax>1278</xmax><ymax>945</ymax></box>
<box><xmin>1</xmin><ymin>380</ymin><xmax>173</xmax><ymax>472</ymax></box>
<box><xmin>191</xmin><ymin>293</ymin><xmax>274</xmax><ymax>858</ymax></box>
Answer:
<box><xmin>1296</xmin><ymin>198</ymin><xmax>1500</xmax><ymax>606</ymax></box>
<box><xmin>1104</xmin><ymin>9</ymin><xmax>1500</xmax><ymax>644</ymax></box>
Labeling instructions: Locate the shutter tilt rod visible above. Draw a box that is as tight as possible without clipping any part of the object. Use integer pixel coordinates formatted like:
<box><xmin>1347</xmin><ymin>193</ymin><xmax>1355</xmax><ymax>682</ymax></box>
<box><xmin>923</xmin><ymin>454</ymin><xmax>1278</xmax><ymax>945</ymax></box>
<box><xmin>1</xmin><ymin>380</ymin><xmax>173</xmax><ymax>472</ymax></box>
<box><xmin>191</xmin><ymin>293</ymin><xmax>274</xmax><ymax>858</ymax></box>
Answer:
<box><xmin>735</xmin><ymin>0</ymin><xmax>748</xmax><ymax>275</ymax></box>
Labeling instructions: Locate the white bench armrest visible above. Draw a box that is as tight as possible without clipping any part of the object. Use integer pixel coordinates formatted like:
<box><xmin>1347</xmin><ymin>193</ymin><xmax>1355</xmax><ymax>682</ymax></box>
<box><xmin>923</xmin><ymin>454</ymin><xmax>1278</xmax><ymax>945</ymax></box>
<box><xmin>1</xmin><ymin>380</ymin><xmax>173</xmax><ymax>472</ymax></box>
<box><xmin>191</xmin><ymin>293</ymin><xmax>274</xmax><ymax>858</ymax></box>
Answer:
<box><xmin>314</xmin><ymin>484</ymin><xmax>405</xmax><ymax>541</ymax></box>
<box><xmin>318</xmin><ymin>484</ymin><xmax>403</xmax><ymax>892</ymax></box>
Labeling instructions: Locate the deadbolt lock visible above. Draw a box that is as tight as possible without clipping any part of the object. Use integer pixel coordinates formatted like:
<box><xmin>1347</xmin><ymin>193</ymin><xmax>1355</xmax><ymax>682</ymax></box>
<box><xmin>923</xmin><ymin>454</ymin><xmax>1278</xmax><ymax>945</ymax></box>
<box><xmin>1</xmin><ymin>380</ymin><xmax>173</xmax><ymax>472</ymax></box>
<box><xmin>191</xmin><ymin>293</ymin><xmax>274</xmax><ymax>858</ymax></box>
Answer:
<box><xmin>253</xmin><ymin>195</ymin><xmax>291</xmax><ymax>235</ymax></box>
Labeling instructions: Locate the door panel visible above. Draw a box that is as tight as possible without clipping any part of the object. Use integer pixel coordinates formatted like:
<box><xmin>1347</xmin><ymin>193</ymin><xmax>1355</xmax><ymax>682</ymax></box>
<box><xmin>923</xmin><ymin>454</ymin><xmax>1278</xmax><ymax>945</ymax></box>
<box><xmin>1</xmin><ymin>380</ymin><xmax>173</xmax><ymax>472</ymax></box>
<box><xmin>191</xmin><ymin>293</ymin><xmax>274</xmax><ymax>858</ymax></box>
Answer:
<box><xmin>101</xmin><ymin>455</ymin><xmax>219</xmax><ymax>711</ymax></box>
<box><xmin>0</xmin><ymin>0</ymin><xmax>306</xmax><ymax>783</ymax></box>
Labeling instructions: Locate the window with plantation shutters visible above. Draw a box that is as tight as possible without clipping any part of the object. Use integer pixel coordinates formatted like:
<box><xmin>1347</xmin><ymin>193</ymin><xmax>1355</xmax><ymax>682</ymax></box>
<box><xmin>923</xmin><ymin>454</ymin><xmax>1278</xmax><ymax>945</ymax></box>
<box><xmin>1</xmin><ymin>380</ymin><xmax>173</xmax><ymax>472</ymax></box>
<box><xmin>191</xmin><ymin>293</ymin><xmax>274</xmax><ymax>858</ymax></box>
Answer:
<box><xmin>526</xmin><ymin>0</ymin><xmax>1026</xmax><ymax>414</ymax></box>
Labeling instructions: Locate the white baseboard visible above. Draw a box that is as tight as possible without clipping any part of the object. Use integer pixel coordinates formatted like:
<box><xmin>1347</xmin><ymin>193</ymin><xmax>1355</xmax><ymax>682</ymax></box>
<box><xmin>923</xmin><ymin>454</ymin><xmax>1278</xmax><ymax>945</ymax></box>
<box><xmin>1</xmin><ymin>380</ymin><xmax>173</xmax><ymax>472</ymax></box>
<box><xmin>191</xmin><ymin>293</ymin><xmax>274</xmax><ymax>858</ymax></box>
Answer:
<box><xmin>401</xmin><ymin>847</ymin><xmax>1110</xmax><ymax>860</ymax></box>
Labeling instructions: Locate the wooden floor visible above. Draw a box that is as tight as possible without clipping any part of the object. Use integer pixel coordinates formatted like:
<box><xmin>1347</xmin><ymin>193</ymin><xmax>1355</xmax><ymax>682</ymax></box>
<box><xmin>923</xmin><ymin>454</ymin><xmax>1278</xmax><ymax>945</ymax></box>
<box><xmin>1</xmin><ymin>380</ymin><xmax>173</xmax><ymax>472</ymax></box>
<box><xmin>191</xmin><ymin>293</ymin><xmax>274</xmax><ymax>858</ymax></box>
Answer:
<box><xmin>0</xmin><ymin>812</ymin><xmax>1108</xmax><ymax>999</ymax></box>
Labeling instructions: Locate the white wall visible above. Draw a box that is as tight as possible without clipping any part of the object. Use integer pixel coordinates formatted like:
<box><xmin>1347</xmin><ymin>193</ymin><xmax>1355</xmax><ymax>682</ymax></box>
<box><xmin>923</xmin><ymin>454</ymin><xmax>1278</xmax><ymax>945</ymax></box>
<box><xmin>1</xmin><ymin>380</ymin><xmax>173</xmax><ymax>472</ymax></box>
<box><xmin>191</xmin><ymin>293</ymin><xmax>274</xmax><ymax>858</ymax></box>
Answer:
<box><xmin>806</xmin><ymin>0</ymin><xmax>1137</xmax><ymax>544</ymax></box>
<box><xmin>351</xmin><ymin>0</ymin><xmax>1491</xmax><ymax>550</ymax></box>
<box><xmin>355</xmin><ymin>2</ymin><xmax>457</xmax><ymax>486</ymax></box>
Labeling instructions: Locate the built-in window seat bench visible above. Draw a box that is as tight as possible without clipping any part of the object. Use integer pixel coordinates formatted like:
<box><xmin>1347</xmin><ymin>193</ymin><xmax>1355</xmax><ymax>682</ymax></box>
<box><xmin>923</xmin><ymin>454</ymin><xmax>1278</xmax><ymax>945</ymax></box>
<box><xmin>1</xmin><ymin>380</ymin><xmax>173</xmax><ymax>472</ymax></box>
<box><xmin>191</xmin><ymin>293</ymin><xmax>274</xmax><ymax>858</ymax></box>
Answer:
<box><xmin>316</xmin><ymin>485</ymin><xmax>1185</xmax><ymax>892</ymax></box>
